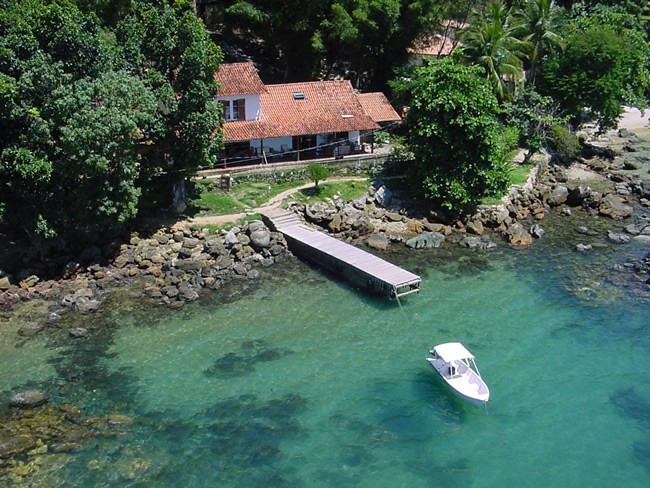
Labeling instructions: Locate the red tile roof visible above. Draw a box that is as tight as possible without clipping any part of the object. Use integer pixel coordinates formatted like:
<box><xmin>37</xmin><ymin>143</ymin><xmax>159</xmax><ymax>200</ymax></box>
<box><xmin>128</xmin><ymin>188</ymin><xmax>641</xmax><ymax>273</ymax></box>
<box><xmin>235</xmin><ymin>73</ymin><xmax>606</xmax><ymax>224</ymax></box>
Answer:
<box><xmin>408</xmin><ymin>19</ymin><xmax>467</xmax><ymax>57</ymax></box>
<box><xmin>357</xmin><ymin>92</ymin><xmax>402</xmax><ymax>123</ymax></box>
<box><xmin>215</xmin><ymin>62</ymin><xmax>267</xmax><ymax>96</ymax></box>
<box><xmin>224</xmin><ymin>80</ymin><xmax>380</xmax><ymax>142</ymax></box>
<box><xmin>408</xmin><ymin>35</ymin><xmax>461</xmax><ymax>57</ymax></box>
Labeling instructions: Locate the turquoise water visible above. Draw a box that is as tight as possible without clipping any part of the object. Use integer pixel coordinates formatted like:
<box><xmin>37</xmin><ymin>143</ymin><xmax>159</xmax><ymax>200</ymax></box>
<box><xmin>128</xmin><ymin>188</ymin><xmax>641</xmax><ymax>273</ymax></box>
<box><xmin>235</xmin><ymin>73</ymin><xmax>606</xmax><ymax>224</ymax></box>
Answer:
<box><xmin>1</xmin><ymin>214</ymin><xmax>649</xmax><ymax>487</ymax></box>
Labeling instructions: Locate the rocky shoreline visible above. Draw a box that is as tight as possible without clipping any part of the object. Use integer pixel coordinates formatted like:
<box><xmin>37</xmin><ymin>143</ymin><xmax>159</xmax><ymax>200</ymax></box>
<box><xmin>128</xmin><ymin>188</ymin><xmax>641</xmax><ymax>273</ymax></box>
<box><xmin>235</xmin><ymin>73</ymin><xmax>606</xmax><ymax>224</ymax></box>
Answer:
<box><xmin>0</xmin><ymin>127</ymin><xmax>649</xmax><ymax>478</ymax></box>
<box><xmin>1</xmin><ymin>128</ymin><xmax>649</xmax><ymax>315</ymax></box>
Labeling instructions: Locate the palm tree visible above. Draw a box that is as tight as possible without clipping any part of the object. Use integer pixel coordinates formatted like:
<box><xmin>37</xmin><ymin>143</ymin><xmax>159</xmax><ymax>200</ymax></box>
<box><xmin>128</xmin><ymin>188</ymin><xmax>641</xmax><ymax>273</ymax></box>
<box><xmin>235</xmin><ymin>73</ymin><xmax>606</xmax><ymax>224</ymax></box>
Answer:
<box><xmin>519</xmin><ymin>0</ymin><xmax>565</xmax><ymax>84</ymax></box>
<box><xmin>460</xmin><ymin>1</ymin><xmax>529</xmax><ymax>101</ymax></box>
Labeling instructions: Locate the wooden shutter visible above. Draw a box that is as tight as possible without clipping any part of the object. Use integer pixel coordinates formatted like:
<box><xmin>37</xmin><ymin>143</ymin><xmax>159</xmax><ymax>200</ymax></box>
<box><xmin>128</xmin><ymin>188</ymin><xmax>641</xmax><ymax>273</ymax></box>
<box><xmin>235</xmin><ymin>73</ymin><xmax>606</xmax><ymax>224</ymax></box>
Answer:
<box><xmin>237</xmin><ymin>99</ymin><xmax>246</xmax><ymax>121</ymax></box>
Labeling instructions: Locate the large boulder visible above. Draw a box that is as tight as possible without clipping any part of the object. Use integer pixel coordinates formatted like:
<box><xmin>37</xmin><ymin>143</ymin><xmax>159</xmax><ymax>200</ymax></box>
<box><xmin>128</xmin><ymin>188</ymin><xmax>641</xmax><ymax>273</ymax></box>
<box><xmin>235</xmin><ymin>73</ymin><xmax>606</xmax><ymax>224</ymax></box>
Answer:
<box><xmin>566</xmin><ymin>186</ymin><xmax>592</xmax><ymax>207</ymax></box>
<box><xmin>506</xmin><ymin>222</ymin><xmax>533</xmax><ymax>246</ymax></box>
<box><xmin>405</xmin><ymin>232</ymin><xmax>446</xmax><ymax>249</ymax></box>
<box><xmin>598</xmin><ymin>194</ymin><xmax>633</xmax><ymax>220</ymax></box>
<box><xmin>0</xmin><ymin>434</ymin><xmax>37</xmax><ymax>458</ymax></box>
<box><xmin>10</xmin><ymin>390</ymin><xmax>49</xmax><ymax>408</ymax></box>
<box><xmin>249</xmin><ymin>228</ymin><xmax>271</xmax><ymax>251</ymax></box>
<box><xmin>374</xmin><ymin>185</ymin><xmax>393</xmax><ymax>207</ymax></box>
<box><xmin>547</xmin><ymin>185</ymin><xmax>569</xmax><ymax>206</ymax></box>
<box><xmin>366</xmin><ymin>234</ymin><xmax>389</xmax><ymax>251</ymax></box>
<box><xmin>17</xmin><ymin>322</ymin><xmax>43</xmax><ymax>337</ymax></box>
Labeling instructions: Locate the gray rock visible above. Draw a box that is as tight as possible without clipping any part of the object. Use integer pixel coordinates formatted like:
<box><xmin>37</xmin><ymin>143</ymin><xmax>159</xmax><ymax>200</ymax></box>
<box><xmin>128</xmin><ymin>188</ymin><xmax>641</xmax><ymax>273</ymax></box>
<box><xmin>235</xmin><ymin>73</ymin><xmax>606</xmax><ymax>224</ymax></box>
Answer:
<box><xmin>174</xmin><ymin>259</ymin><xmax>202</xmax><ymax>272</ymax></box>
<box><xmin>249</xmin><ymin>228</ymin><xmax>271</xmax><ymax>251</ymax></box>
<box><xmin>178</xmin><ymin>282</ymin><xmax>199</xmax><ymax>301</ymax></box>
<box><xmin>386</xmin><ymin>212</ymin><xmax>403</xmax><ymax>222</ymax></box>
<box><xmin>68</xmin><ymin>327</ymin><xmax>88</xmax><ymax>338</ymax></box>
<box><xmin>246</xmin><ymin>269</ymin><xmax>261</xmax><ymax>280</ymax></box>
<box><xmin>74</xmin><ymin>297</ymin><xmax>100</xmax><ymax>314</ymax></box>
<box><xmin>567</xmin><ymin>186</ymin><xmax>592</xmax><ymax>207</ymax></box>
<box><xmin>248</xmin><ymin>220</ymin><xmax>266</xmax><ymax>233</ymax></box>
<box><xmin>0</xmin><ymin>276</ymin><xmax>12</xmax><ymax>290</ymax></box>
<box><xmin>374</xmin><ymin>185</ymin><xmax>392</xmax><ymax>207</ymax></box>
<box><xmin>530</xmin><ymin>224</ymin><xmax>545</xmax><ymax>238</ymax></box>
<box><xmin>466</xmin><ymin>219</ymin><xmax>484</xmax><ymax>235</ymax></box>
<box><xmin>547</xmin><ymin>185</ymin><xmax>569</xmax><ymax>206</ymax></box>
<box><xmin>506</xmin><ymin>222</ymin><xmax>533</xmax><ymax>246</ymax></box>
<box><xmin>18</xmin><ymin>322</ymin><xmax>43</xmax><ymax>336</ymax></box>
<box><xmin>406</xmin><ymin>232</ymin><xmax>446</xmax><ymax>249</ymax></box>
<box><xmin>224</xmin><ymin>231</ymin><xmax>239</xmax><ymax>247</ymax></box>
<box><xmin>10</xmin><ymin>390</ymin><xmax>49</xmax><ymax>408</ymax></box>
<box><xmin>48</xmin><ymin>312</ymin><xmax>62</xmax><ymax>324</ymax></box>
<box><xmin>0</xmin><ymin>434</ymin><xmax>37</xmax><ymax>457</ymax></box>
<box><xmin>366</xmin><ymin>234</ymin><xmax>389</xmax><ymax>250</ymax></box>
<box><xmin>599</xmin><ymin>194</ymin><xmax>633</xmax><ymax>220</ymax></box>
<box><xmin>576</xmin><ymin>243</ymin><xmax>593</xmax><ymax>252</ymax></box>
<box><xmin>161</xmin><ymin>285</ymin><xmax>179</xmax><ymax>298</ymax></box>
<box><xmin>205</xmin><ymin>238</ymin><xmax>226</xmax><ymax>255</ymax></box>
<box><xmin>459</xmin><ymin>236</ymin><xmax>497</xmax><ymax>250</ymax></box>
<box><xmin>607</xmin><ymin>231</ymin><xmax>631</xmax><ymax>244</ymax></box>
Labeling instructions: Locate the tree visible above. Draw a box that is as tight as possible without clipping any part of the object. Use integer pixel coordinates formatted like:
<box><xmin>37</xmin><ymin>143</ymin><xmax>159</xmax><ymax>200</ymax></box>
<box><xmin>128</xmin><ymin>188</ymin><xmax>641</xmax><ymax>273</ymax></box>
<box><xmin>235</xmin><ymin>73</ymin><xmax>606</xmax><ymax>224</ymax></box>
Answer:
<box><xmin>307</xmin><ymin>163</ymin><xmax>330</xmax><ymax>190</ymax></box>
<box><xmin>208</xmin><ymin>0</ymin><xmax>439</xmax><ymax>91</ymax></box>
<box><xmin>518</xmin><ymin>0</ymin><xmax>565</xmax><ymax>84</ymax></box>
<box><xmin>459</xmin><ymin>0</ymin><xmax>529</xmax><ymax>100</ymax></box>
<box><xmin>114</xmin><ymin>1</ymin><xmax>223</xmax><ymax>178</ymax></box>
<box><xmin>502</xmin><ymin>85</ymin><xmax>566</xmax><ymax>160</ymax></box>
<box><xmin>0</xmin><ymin>0</ymin><xmax>223</xmax><ymax>237</ymax></box>
<box><xmin>538</xmin><ymin>11</ymin><xmax>650</xmax><ymax>128</ymax></box>
<box><xmin>396</xmin><ymin>58</ymin><xmax>511</xmax><ymax>210</ymax></box>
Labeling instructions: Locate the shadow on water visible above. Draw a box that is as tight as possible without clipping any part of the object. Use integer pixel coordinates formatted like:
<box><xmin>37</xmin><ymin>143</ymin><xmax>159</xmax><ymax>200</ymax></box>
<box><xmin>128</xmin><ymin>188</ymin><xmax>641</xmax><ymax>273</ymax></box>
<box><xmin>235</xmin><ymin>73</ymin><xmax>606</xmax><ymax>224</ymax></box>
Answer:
<box><xmin>133</xmin><ymin>392</ymin><xmax>309</xmax><ymax>486</ymax></box>
<box><xmin>610</xmin><ymin>387</ymin><xmax>650</xmax><ymax>431</ymax></box>
<box><xmin>610</xmin><ymin>387</ymin><xmax>650</xmax><ymax>471</ymax></box>
<box><xmin>204</xmin><ymin>339</ymin><xmax>294</xmax><ymax>379</ymax></box>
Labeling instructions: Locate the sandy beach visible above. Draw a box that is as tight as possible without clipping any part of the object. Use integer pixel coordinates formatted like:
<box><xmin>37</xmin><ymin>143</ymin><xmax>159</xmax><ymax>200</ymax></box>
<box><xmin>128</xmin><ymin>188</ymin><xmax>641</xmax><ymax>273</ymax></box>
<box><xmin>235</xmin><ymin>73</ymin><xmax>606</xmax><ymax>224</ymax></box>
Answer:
<box><xmin>619</xmin><ymin>106</ymin><xmax>650</xmax><ymax>130</ymax></box>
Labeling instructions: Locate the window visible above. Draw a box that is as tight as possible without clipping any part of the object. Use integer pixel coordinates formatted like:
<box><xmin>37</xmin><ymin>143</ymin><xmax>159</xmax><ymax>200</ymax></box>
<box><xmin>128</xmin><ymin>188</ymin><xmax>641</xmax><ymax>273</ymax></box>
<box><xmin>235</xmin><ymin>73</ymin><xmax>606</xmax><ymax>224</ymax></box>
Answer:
<box><xmin>220</xmin><ymin>99</ymin><xmax>246</xmax><ymax>121</ymax></box>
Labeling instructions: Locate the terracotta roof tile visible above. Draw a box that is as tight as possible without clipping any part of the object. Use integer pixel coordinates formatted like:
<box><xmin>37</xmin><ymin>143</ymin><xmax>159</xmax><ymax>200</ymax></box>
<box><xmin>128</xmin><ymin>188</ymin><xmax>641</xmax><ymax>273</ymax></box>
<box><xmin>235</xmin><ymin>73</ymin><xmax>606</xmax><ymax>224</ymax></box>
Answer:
<box><xmin>224</xmin><ymin>80</ymin><xmax>380</xmax><ymax>142</ymax></box>
<box><xmin>215</xmin><ymin>62</ymin><xmax>267</xmax><ymax>96</ymax></box>
<box><xmin>408</xmin><ymin>35</ymin><xmax>461</xmax><ymax>57</ymax></box>
<box><xmin>357</xmin><ymin>92</ymin><xmax>402</xmax><ymax>123</ymax></box>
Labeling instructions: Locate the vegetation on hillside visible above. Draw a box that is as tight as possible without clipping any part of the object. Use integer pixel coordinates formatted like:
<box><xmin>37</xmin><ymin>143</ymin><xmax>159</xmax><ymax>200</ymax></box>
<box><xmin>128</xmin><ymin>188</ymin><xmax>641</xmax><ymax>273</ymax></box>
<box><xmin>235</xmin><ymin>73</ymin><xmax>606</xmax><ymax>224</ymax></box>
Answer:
<box><xmin>0</xmin><ymin>0</ymin><xmax>648</xmax><ymax>241</ymax></box>
<box><xmin>0</xmin><ymin>0</ymin><xmax>222</xmax><ymax>238</ymax></box>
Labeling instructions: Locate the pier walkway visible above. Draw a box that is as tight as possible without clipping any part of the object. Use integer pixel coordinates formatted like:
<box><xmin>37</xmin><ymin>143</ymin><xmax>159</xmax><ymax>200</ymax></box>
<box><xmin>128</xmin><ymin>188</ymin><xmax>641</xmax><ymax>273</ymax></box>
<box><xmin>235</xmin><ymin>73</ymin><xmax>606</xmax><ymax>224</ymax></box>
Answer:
<box><xmin>262</xmin><ymin>209</ymin><xmax>421</xmax><ymax>300</ymax></box>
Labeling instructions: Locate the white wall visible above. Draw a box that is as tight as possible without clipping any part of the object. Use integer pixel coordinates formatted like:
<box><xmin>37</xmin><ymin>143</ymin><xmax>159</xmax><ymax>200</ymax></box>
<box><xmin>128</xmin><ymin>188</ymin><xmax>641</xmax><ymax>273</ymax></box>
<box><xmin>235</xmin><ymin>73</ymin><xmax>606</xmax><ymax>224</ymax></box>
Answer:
<box><xmin>216</xmin><ymin>94</ymin><xmax>261</xmax><ymax>121</ymax></box>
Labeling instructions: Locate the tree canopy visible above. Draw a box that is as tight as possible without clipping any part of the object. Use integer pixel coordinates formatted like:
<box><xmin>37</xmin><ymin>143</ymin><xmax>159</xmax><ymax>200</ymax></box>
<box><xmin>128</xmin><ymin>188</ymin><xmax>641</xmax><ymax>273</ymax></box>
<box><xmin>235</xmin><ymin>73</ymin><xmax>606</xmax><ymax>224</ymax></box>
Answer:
<box><xmin>204</xmin><ymin>0</ymin><xmax>440</xmax><ymax>90</ymax></box>
<box><xmin>538</xmin><ymin>10</ymin><xmax>650</xmax><ymax>128</ymax></box>
<box><xmin>395</xmin><ymin>57</ymin><xmax>511</xmax><ymax>210</ymax></box>
<box><xmin>0</xmin><ymin>0</ymin><xmax>223</xmax><ymax>238</ymax></box>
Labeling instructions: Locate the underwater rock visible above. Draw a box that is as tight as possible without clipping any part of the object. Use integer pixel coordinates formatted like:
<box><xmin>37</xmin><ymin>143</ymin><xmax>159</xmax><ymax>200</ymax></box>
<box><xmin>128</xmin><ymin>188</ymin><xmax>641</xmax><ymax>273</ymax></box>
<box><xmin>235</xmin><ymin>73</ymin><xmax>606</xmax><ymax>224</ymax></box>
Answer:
<box><xmin>68</xmin><ymin>327</ymin><xmax>88</xmax><ymax>338</ymax></box>
<box><xmin>0</xmin><ymin>434</ymin><xmax>37</xmax><ymax>458</ymax></box>
<box><xmin>17</xmin><ymin>322</ymin><xmax>43</xmax><ymax>337</ymax></box>
<box><xmin>10</xmin><ymin>390</ymin><xmax>49</xmax><ymax>408</ymax></box>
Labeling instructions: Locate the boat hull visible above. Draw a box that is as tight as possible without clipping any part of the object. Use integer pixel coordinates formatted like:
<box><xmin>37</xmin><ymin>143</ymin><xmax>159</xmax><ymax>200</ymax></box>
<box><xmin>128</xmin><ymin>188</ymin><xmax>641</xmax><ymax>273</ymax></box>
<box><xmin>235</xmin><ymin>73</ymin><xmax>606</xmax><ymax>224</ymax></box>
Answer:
<box><xmin>426</xmin><ymin>358</ymin><xmax>489</xmax><ymax>407</ymax></box>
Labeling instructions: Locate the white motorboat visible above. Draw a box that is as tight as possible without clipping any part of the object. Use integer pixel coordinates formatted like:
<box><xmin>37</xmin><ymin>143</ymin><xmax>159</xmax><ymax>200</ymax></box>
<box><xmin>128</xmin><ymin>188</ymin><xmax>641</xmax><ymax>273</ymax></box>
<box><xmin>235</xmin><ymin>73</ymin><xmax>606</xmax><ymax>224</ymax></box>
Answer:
<box><xmin>426</xmin><ymin>342</ymin><xmax>490</xmax><ymax>406</ymax></box>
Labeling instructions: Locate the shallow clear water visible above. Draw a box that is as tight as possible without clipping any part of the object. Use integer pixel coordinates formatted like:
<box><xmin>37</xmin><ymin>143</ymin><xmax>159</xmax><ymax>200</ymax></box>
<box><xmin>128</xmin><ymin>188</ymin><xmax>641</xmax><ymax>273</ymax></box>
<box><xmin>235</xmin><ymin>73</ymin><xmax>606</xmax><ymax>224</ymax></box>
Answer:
<box><xmin>1</xmin><ymin>214</ymin><xmax>648</xmax><ymax>487</ymax></box>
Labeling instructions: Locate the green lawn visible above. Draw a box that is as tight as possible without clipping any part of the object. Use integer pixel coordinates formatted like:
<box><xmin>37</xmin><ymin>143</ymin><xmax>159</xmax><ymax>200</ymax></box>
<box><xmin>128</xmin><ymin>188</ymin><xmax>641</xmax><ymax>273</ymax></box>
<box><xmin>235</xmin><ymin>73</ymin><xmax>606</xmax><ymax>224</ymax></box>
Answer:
<box><xmin>188</xmin><ymin>180</ymin><xmax>307</xmax><ymax>216</ymax></box>
<box><xmin>292</xmin><ymin>180</ymin><xmax>369</xmax><ymax>204</ymax></box>
<box><xmin>480</xmin><ymin>161</ymin><xmax>536</xmax><ymax>206</ymax></box>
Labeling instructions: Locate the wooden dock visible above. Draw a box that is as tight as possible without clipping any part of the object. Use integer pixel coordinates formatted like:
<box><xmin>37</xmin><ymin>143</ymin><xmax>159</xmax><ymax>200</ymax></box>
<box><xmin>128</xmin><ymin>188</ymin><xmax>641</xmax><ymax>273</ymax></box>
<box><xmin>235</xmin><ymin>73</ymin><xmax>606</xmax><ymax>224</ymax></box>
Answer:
<box><xmin>262</xmin><ymin>209</ymin><xmax>421</xmax><ymax>300</ymax></box>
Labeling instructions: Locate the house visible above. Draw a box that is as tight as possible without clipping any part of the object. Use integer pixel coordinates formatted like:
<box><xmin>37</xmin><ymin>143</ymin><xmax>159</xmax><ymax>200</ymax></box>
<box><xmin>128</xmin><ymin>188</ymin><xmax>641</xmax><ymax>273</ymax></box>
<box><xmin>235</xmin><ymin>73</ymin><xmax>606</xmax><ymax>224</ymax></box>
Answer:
<box><xmin>214</xmin><ymin>62</ymin><xmax>401</xmax><ymax>164</ymax></box>
<box><xmin>407</xmin><ymin>19</ymin><xmax>467</xmax><ymax>65</ymax></box>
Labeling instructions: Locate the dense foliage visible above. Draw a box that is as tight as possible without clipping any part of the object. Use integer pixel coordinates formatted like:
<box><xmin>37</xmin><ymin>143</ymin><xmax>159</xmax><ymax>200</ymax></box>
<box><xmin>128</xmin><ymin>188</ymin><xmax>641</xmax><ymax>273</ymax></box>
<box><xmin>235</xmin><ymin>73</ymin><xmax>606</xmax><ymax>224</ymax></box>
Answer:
<box><xmin>0</xmin><ymin>0</ymin><xmax>222</xmax><ymax>238</ymax></box>
<box><xmin>201</xmin><ymin>0</ymin><xmax>444</xmax><ymax>90</ymax></box>
<box><xmin>538</xmin><ymin>10</ymin><xmax>650</xmax><ymax>128</ymax></box>
<box><xmin>397</xmin><ymin>58</ymin><xmax>511</xmax><ymax>210</ymax></box>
